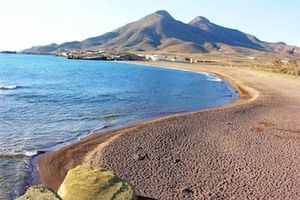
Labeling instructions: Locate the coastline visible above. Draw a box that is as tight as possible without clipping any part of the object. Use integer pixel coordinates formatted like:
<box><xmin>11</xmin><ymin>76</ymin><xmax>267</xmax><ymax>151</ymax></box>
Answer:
<box><xmin>37</xmin><ymin>62</ymin><xmax>252</xmax><ymax>189</ymax></box>
<box><xmin>37</xmin><ymin>61</ymin><xmax>300</xmax><ymax>199</ymax></box>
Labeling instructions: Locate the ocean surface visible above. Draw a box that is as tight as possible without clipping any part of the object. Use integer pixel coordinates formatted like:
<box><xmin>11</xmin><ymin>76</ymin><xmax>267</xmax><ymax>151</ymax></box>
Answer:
<box><xmin>0</xmin><ymin>53</ymin><xmax>238</xmax><ymax>199</ymax></box>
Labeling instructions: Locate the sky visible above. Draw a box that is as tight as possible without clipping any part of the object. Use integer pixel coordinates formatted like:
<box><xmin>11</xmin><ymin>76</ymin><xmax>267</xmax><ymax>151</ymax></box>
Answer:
<box><xmin>0</xmin><ymin>0</ymin><xmax>299</xmax><ymax>51</ymax></box>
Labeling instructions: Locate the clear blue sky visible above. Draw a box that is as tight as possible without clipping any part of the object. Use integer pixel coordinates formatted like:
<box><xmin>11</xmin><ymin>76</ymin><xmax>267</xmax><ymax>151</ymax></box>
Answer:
<box><xmin>0</xmin><ymin>0</ymin><xmax>299</xmax><ymax>51</ymax></box>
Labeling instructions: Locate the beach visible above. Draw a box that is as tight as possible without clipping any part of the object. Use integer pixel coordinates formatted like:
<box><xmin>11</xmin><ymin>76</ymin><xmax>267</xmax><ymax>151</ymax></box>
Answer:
<box><xmin>38</xmin><ymin>62</ymin><xmax>300</xmax><ymax>199</ymax></box>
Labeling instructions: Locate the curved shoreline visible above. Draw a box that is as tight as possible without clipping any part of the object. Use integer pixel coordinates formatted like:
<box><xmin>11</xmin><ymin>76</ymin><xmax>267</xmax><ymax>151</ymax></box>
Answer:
<box><xmin>38</xmin><ymin>62</ymin><xmax>300</xmax><ymax>199</ymax></box>
<box><xmin>37</xmin><ymin>62</ymin><xmax>254</xmax><ymax>189</ymax></box>
<box><xmin>128</xmin><ymin>61</ymin><xmax>259</xmax><ymax>106</ymax></box>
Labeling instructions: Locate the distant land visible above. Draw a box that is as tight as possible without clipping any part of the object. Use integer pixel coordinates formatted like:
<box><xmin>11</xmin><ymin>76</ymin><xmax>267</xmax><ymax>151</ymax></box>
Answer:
<box><xmin>21</xmin><ymin>10</ymin><xmax>300</xmax><ymax>58</ymax></box>
<box><xmin>0</xmin><ymin>51</ymin><xmax>17</xmax><ymax>54</ymax></box>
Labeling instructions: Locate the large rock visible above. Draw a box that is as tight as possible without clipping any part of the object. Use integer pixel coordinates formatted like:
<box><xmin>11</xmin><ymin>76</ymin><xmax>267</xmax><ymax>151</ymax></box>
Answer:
<box><xmin>17</xmin><ymin>185</ymin><xmax>61</xmax><ymax>200</ymax></box>
<box><xmin>58</xmin><ymin>164</ymin><xmax>137</xmax><ymax>200</ymax></box>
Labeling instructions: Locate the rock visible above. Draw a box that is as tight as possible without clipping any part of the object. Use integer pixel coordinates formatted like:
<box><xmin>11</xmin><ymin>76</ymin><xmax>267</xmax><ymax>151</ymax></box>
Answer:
<box><xmin>182</xmin><ymin>187</ymin><xmax>193</xmax><ymax>194</ymax></box>
<box><xmin>17</xmin><ymin>185</ymin><xmax>61</xmax><ymax>200</ymax></box>
<box><xmin>133</xmin><ymin>153</ymin><xmax>148</xmax><ymax>161</ymax></box>
<box><xmin>58</xmin><ymin>164</ymin><xmax>137</xmax><ymax>200</ymax></box>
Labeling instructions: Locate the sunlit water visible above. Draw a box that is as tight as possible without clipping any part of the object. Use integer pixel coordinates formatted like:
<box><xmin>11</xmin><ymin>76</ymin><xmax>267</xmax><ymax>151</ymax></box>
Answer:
<box><xmin>0</xmin><ymin>53</ymin><xmax>238</xmax><ymax>199</ymax></box>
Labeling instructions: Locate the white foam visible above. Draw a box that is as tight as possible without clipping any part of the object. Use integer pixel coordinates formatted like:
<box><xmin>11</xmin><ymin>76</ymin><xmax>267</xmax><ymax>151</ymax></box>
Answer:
<box><xmin>124</xmin><ymin>62</ymin><xmax>225</xmax><ymax>83</ymax></box>
<box><xmin>207</xmin><ymin>77</ymin><xmax>223</xmax><ymax>82</ymax></box>
<box><xmin>159</xmin><ymin>66</ymin><xmax>223</xmax><ymax>82</ymax></box>
<box><xmin>195</xmin><ymin>71</ymin><xmax>223</xmax><ymax>82</ymax></box>
<box><xmin>0</xmin><ymin>150</ymin><xmax>39</xmax><ymax>158</ymax></box>
<box><xmin>24</xmin><ymin>150</ymin><xmax>39</xmax><ymax>157</ymax></box>
<box><xmin>0</xmin><ymin>85</ymin><xmax>19</xmax><ymax>90</ymax></box>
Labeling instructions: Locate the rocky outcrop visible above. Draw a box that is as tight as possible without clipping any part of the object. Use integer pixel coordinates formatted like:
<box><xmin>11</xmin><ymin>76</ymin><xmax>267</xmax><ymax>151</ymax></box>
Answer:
<box><xmin>18</xmin><ymin>165</ymin><xmax>136</xmax><ymax>200</ymax></box>
<box><xmin>17</xmin><ymin>185</ymin><xmax>61</xmax><ymax>200</ymax></box>
<box><xmin>58</xmin><ymin>164</ymin><xmax>137</xmax><ymax>200</ymax></box>
<box><xmin>64</xmin><ymin>51</ymin><xmax>145</xmax><ymax>61</ymax></box>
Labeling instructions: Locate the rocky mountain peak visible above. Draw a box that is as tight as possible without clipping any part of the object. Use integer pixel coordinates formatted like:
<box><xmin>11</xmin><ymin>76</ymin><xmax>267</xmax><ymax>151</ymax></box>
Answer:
<box><xmin>154</xmin><ymin>10</ymin><xmax>173</xmax><ymax>18</ymax></box>
<box><xmin>189</xmin><ymin>16</ymin><xmax>210</xmax><ymax>24</ymax></box>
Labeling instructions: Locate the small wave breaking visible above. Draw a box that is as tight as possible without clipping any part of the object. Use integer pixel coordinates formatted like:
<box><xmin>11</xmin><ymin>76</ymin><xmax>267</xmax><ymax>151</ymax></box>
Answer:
<box><xmin>0</xmin><ymin>85</ymin><xmax>22</xmax><ymax>90</ymax></box>
<box><xmin>161</xmin><ymin>67</ymin><xmax>223</xmax><ymax>82</ymax></box>
<box><xmin>197</xmin><ymin>72</ymin><xmax>223</xmax><ymax>82</ymax></box>
<box><xmin>207</xmin><ymin>77</ymin><xmax>223</xmax><ymax>82</ymax></box>
<box><xmin>77</xmin><ymin>124</ymin><xmax>115</xmax><ymax>141</ymax></box>
<box><xmin>0</xmin><ymin>150</ymin><xmax>45</xmax><ymax>158</ymax></box>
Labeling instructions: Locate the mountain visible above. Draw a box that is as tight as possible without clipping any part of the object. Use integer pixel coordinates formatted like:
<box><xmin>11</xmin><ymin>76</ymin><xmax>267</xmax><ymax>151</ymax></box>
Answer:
<box><xmin>189</xmin><ymin>16</ymin><xmax>263</xmax><ymax>49</ymax></box>
<box><xmin>21</xmin><ymin>10</ymin><xmax>300</xmax><ymax>57</ymax></box>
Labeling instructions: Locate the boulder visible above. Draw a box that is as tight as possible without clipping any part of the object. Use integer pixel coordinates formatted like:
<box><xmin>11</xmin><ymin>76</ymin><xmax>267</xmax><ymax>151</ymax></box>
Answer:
<box><xmin>17</xmin><ymin>185</ymin><xmax>61</xmax><ymax>200</ymax></box>
<box><xmin>58</xmin><ymin>164</ymin><xmax>137</xmax><ymax>200</ymax></box>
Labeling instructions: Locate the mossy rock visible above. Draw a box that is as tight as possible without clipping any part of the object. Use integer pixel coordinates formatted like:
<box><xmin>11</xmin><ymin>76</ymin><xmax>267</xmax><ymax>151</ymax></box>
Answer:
<box><xmin>58</xmin><ymin>164</ymin><xmax>137</xmax><ymax>200</ymax></box>
<box><xmin>17</xmin><ymin>185</ymin><xmax>61</xmax><ymax>200</ymax></box>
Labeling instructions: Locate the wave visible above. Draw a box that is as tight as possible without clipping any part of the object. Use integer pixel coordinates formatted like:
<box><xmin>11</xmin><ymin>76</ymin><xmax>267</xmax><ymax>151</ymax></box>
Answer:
<box><xmin>101</xmin><ymin>114</ymin><xmax>120</xmax><ymax>121</ymax></box>
<box><xmin>0</xmin><ymin>85</ymin><xmax>22</xmax><ymax>90</ymax></box>
<box><xmin>0</xmin><ymin>150</ymin><xmax>45</xmax><ymax>158</ymax></box>
<box><xmin>163</xmin><ymin>67</ymin><xmax>223</xmax><ymax>82</ymax></box>
<box><xmin>207</xmin><ymin>77</ymin><xmax>223</xmax><ymax>82</ymax></box>
<box><xmin>156</xmin><ymin>66</ymin><xmax>223</xmax><ymax>82</ymax></box>
<box><xmin>96</xmin><ymin>124</ymin><xmax>114</xmax><ymax>130</ymax></box>
<box><xmin>198</xmin><ymin>72</ymin><xmax>223</xmax><ymax>82</ymax></box>
<box><xmin>82</xmin><ymin>124</ymin><xmax>115</xmax><ymax>138</ymax></box>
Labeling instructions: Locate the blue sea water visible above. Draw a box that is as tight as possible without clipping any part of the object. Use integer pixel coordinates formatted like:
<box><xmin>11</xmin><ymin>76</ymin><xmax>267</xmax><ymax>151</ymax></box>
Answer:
<box><xmin>0</xmin><ymin>53</ymin><xmax>238</xmax><ymax>199</ymax></box>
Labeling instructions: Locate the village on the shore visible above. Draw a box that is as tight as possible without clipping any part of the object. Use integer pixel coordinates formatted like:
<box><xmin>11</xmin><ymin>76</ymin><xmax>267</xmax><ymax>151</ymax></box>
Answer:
<box><xmin>56</xmin><ymin>50</ymin><xmax>194</xmax><ymax>63</ymax></box>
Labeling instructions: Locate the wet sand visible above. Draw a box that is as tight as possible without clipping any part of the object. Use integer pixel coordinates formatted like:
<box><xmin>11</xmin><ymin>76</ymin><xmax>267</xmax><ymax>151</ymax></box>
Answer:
<box><xmin>38</xmin><ymin>62</ymin><xmax>300</xmax><ymax>199</ymax></box>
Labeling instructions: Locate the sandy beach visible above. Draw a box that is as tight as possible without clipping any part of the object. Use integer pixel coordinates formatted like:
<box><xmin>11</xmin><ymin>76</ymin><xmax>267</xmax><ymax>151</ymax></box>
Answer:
<box><xmin>38</xmin><ymin>62</ymin><xmax>300</xmax><ymax>199</ymax></box>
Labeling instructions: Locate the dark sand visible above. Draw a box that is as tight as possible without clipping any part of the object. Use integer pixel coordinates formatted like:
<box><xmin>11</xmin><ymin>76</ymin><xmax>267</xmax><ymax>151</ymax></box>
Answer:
<box><xmin>38</xmin><ymin>62</ymin><xmax>300</xmax><ymax>199</ymax></box>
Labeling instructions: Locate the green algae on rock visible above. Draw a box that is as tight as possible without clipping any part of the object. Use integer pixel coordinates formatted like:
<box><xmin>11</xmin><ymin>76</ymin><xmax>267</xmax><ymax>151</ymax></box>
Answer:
<box><xmin>58</xmin><ymin>164</ymin><xmax>137</xmax><ymax>200</ymax></box>
<box><xmin>17</xmin><ymin>185</ymin><xmax>62</xmax><ymax>200</ymax></box>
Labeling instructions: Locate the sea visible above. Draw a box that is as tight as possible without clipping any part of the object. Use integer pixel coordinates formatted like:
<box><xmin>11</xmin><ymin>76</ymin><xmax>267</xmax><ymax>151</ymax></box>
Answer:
<box><xmin>0</xmin><ymin>53</ymin><xmax>238</xmax><ymax>199</ymax></box>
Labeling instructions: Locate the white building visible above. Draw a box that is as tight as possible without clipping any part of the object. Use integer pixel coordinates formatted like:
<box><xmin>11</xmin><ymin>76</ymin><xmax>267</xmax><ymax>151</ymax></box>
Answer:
<box><xmin>149</xmin><ymin>55</ymin><xmax>167</xmax><ymax>61</ymax></box>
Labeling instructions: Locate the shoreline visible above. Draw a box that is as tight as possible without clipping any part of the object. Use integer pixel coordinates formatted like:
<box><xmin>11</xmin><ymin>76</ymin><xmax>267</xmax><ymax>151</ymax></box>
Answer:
<box><xmin>37</xmin><ymin>61</ymin><xmax>253</xmax><ymax>190</ymax></box>
<box><xmin>37</xmin><ymin>61</ymin><xmax>300</xmax><ymax>199</ymax></box>
<box><xmin>130</xmin><ymin>61</ymin><xmax>258</xmax><ymax>103</ymax></box>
